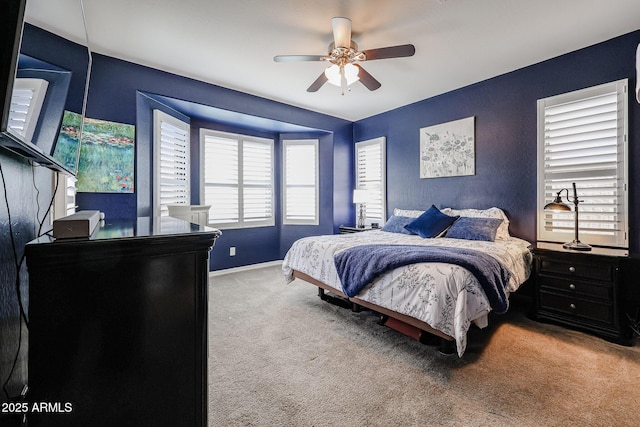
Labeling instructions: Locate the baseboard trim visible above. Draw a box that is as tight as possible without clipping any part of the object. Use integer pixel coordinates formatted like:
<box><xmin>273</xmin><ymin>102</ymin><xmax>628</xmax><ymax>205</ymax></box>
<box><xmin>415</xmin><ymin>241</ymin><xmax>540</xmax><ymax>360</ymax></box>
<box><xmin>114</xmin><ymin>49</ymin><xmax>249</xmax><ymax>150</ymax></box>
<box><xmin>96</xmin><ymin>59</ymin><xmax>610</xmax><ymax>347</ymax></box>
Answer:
<box><xmin>209</xmin><ymin>260</ymin><xmax>283</xmax><ymax>277</ymax></box>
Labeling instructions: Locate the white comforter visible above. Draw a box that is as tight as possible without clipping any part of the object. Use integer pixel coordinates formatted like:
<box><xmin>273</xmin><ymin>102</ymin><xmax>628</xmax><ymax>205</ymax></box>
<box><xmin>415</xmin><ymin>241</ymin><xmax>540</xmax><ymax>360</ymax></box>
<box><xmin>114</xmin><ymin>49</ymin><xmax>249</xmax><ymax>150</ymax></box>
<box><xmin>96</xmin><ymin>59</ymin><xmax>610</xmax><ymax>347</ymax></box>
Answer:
<box><xmin>282</xmin><ymin>230</ymin><xmax>532</xmax><ymax>356</ymax></box>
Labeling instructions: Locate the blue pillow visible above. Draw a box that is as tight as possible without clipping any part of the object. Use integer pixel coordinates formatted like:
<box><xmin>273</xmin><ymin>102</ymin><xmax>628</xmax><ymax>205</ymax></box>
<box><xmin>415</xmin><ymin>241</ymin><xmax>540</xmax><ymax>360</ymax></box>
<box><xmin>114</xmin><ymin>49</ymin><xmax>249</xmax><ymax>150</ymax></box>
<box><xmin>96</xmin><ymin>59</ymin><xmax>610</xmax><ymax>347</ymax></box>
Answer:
<box><xmin>404</xmin><ymin>205</ymin><xmax>458</xmax><ymax>238</ymax></box>
<box><xmin>381</xmin><ymin>215</ymin><xmax>416</xmax><ymax>234</ymax></box>
<box><xmin>444</xmin><ymin>217</ymin><xmax>504</xmax><ymax>242</ymax></box>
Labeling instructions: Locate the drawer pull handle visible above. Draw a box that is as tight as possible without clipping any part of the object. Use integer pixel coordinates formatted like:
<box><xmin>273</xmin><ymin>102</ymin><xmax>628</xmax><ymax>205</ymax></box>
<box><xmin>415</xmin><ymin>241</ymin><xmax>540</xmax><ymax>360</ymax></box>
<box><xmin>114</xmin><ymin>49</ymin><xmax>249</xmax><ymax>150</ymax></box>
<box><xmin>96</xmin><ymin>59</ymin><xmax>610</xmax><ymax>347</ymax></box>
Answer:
<box><xmin>569</xmin><ymin>303</ymin><xmax>576</xmax><ymax>310</ymax></box>
<box><xmin>569</xmin><ymin>284</ymin><xmax>576</xmax><ymax>290</ymax></box>
<box><xmin>568</xmin><ymin>266</ymin><xmax>576</xmax><ymax>273</ymax></box>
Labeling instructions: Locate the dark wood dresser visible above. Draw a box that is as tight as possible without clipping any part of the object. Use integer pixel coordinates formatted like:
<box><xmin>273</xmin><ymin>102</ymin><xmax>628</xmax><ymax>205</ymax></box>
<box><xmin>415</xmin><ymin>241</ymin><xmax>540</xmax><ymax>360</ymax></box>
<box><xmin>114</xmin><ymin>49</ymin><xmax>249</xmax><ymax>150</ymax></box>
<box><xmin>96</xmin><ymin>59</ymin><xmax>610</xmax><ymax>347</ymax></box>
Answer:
<box><xmin>532</xmin><ymin>242</ymin><xmax>633</xmax><ymax>345</ymax></box>
<box><xmin>24</xmin><ymin>217</ymin><xmax>221</xmax><ymax>426</ymax></box>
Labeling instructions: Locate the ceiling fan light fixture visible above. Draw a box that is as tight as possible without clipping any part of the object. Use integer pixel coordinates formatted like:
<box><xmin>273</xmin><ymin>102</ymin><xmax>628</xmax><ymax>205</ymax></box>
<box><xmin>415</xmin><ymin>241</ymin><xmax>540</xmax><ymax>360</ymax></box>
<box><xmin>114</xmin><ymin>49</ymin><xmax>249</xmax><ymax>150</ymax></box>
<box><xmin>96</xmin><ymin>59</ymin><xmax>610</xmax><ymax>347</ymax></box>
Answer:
<box><xmin>275</xmin><ymin>17</ymin><xmax>411</xmax><ymax>93</ymax></box>
<box><xmin>324</xmin><ymin>63</ymin><xmax>359</xmax><ymax>87</ymax></box>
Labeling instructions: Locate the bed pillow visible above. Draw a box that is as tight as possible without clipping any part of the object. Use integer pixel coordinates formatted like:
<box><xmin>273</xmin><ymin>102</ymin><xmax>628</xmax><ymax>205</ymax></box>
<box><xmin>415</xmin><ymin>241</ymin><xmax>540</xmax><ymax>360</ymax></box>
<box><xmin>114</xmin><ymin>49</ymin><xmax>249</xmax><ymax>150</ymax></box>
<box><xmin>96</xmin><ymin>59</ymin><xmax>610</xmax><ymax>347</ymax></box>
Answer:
<box><xmin>444</xmin><ymin>217</ymin><xmax>504</xmax><ymax>242</ymax></box>
<box><xmin>404</xmin><ymin>205</ymin><xmax>459</xmax><ymax>238</ymax></box>
<box><xmin>381</xmin><ymin>215</ymin><xmax>416</xmax><ymax>235</ymax></box>
<box><xmin>441</xmin><ymin>207</ymin><xmax>511</xmax><ymax>240</ymax></box>
<box><xmin>393</xmin><ymin>208</ymin><xmax>425</xmax><ymax>218</ymax></box>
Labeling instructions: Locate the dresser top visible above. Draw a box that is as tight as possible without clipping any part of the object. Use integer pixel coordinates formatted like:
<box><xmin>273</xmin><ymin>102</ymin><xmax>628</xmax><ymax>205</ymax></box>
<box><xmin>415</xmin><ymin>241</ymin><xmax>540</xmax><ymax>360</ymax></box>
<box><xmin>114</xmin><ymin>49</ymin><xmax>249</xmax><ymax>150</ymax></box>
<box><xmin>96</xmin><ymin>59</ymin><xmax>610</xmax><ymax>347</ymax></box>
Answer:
<box><xmin>29</xmin><ymin>216</ymin><xmax>222</xmax><ymax>246</ymax></box>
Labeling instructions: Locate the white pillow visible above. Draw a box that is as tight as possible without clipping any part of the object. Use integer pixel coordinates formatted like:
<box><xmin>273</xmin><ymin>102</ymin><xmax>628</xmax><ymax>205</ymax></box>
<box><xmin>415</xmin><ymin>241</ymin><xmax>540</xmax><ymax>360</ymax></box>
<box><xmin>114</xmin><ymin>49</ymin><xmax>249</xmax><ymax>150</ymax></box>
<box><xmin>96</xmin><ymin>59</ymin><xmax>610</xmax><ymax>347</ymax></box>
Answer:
<box><xmin>393</xmin><ymin>208</ymin><xmax>426</xmax><ymax>218</ymax></box>
<box><xmin>441</xmin><ymin>207</ymin><xmax>510</xmax><ymax>240</ymax></box>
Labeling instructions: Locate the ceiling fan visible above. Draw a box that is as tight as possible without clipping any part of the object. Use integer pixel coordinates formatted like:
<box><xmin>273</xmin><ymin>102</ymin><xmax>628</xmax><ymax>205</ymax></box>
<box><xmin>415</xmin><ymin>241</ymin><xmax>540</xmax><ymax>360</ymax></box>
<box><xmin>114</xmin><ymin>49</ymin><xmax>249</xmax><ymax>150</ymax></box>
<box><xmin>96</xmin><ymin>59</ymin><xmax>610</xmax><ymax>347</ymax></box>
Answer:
<box><xmin>274</xmin><ymin>17</ymin><xmax>415</xmax><ymax>94</ymax></box>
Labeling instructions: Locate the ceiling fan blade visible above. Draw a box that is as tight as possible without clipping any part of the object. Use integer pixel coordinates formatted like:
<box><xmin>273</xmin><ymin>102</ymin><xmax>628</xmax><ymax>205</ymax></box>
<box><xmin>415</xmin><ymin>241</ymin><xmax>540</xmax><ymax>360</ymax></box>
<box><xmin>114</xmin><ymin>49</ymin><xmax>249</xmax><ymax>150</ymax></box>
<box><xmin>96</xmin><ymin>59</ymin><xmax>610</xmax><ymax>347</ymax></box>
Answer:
<box><xmin>331</xmin><ymin>17</ymin><xmax>352</xmax><ymax>48</ymax></box>
<box><xmin>361</xmin><ymin>44</ymin><xmax>416</xmax><ymax>61</ymax></box>
<box><xmin>274</xmin><ymin>55</ymin><xmax>326</xmax><ymax>62</ymax></box>
<box><xmin>307</xmin><ymin>72</ymin><xmax>328</xmax><ymax>92</ymax></box>
<box><xmin>354</xmin><ymin>65</ymin><xmax>381</xmax><ymax>91</ymax></box>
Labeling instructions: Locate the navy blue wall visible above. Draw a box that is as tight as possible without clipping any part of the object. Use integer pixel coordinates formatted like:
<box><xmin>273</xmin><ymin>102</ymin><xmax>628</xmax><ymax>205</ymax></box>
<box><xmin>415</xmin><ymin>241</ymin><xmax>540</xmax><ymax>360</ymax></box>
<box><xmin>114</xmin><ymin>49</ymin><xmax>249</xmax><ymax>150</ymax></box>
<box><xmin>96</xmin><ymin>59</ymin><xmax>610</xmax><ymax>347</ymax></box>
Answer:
<box><xmin>355</xmin><ymin>30</ymin><xmax>640</xmax><ymax>253</ymax></box>
<box><xmin>0</xmin><ymin>150</ymin><xmax>53</xmax><ymax>403</ymax></box>
<box><xmin>74</xmin><ymin>52</ymin><xmax>353</xmax><ymax>270</ymax></box>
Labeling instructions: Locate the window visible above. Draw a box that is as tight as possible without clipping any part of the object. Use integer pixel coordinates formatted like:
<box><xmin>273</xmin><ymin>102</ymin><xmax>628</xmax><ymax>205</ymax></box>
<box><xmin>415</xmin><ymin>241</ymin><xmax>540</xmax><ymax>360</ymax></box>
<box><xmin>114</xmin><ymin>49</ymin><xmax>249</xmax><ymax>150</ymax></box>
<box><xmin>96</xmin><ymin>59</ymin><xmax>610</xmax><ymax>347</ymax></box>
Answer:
<box><xmin>8</xmin><ymin>78</ymin><xmax>49</xmax><ymax>141</ymax></box>
<box><xmin>52</xmin><ymin>172</ymin><xmax>76</xmax><ymax>221</ymax></box>
<box><xmin>201</xmin><ymin>129</ymin><xmax>274</xmax><ymax>229</ymax></box>
<box><xmin>355</xmin><ymin>137</ymin><xmax>386</xmax><ymax>226</ymax></box>
<box><xmin>537</xmin><ymin>79</ymin><xmax>628</xmax><ymax>249</ymax></box>
<box><xmin>153</xmin><ymin>109</ymin><xmax>190</xmax><ymax>218</ymax></box>
<box><xmin>283</xmin><ymin>139</ymin><xmax>319</xmax><ymax>225</ymax></box>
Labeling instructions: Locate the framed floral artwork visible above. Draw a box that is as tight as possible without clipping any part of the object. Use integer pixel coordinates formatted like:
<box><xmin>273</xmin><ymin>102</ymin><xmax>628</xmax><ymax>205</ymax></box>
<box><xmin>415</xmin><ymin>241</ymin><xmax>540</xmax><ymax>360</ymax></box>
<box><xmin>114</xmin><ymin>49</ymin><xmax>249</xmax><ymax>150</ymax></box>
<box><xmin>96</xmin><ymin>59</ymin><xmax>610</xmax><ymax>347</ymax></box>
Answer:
<box><xmin>420</xmin><ymin>116</ymin><xmax>475</xmax><ymax>178</ymax></box>
<box><xmin>55</xmin><ymin>111</ymin><xmax>135</xmax><ymax>193</ymax></box>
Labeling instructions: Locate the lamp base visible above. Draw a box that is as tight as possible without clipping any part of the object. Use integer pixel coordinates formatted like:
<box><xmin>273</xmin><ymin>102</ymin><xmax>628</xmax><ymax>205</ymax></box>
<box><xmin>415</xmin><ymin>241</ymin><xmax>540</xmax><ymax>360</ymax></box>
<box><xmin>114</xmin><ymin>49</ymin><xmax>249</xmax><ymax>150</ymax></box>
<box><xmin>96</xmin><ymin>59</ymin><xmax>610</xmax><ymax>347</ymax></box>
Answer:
<box><xmin>563</xmin><ymin>240</ymin><xmax>592</xmax><ymax>251</ymax></box>
<box><xmin>357</xmin><ymin>203</ymin><xmax>366</xmax><ymax>229</ymax></box>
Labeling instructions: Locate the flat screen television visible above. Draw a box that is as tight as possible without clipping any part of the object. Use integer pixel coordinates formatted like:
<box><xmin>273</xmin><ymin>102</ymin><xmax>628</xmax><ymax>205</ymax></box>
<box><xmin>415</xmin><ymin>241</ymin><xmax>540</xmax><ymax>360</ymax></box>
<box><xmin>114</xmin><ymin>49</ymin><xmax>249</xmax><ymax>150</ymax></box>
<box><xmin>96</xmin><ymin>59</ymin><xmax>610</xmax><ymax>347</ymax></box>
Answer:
<box><xmin>0</xmin><ymin>0</ymin><xmax>87</xmax><ymax>175</ymax></box>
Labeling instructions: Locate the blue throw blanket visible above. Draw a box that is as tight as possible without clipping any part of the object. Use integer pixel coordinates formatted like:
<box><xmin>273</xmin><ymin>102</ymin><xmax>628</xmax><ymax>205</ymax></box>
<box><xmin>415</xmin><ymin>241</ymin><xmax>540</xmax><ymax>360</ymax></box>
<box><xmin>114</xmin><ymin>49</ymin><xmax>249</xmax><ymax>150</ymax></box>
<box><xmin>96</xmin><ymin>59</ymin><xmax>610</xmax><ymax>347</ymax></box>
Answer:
<box><xmin>334</xmin><ymin>244</ymin><xmax>511</xmax><ymax>314</ymax></box>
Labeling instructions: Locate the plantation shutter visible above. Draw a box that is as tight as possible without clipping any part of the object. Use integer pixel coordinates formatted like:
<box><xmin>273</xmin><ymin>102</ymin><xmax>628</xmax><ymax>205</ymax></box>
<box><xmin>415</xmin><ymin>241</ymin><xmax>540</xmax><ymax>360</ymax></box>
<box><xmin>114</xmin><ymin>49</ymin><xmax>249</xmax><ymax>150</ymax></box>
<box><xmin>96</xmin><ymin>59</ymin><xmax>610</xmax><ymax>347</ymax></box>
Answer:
<box><xmin>8</xmin><ymin>78</ymin><xmax>49</xmax><ymax>142</ymax></box>
<box><xmin>243</xmin><ymin>140</ymin><xmax>274</xmax><ymax>224</ymax></box>
<box><xmin>355</xmin><ymin>137</ymin><xmax>386</xmax><ymax>226</ymax></box>
<box><xmin>203</xmin><ymin>134</ymin><xmax>239</xmax><ymax>224</ymax></box>
<box><xmin>283</xmin><ymin>140</ymin><xmax>318</xmax><ymax>225</ymax></box>
<box><xmin>52</xmin><ymin>173</ymin><xmax>77</xmax><ymax>220</ymax></box>
<box><xmin>201</xmin><ymin>129</ymin><xmax>274</xmax><ymax>228</ymax></box>
<box><xmin>537</xmin><ymin>79</ymin><xmax>628</xmax><ymax>248</ymax></box>
<box><xmin>153</xmin><ymin>110</ymin><xmax>190</xmax><ymax>218</ymax></box>
<box><xmin>61</xmin><ymin>175</ymin><xmax>77</xmax><ymax>217</ymax></box>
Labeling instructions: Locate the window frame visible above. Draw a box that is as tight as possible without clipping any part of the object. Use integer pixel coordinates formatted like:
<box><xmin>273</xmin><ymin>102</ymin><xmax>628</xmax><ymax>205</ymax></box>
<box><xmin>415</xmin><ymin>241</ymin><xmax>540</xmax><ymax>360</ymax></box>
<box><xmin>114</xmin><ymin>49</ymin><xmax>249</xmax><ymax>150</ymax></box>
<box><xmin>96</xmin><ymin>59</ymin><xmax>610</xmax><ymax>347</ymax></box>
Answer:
<box><xmin>200</xmin><ymin>129</ymin><xmax>275</xmax><ymax>230</ymax></box>
<box><xmin>153</xmin><ymin>109</ymin><xmax>190</xmax><ymax>219</ymax></box>
<box><xmin>536</xmin><ymin>79</ymin><xmax>629</xmax><ymax>249</ymax></box>
<box><xmin>282</xmin><ymin>139</ymin><xmax>319</xmax><ymax>226</ymax></box>
<box><xmin>355</xmin><ymin>136</ymin><xmax>386</xmax><ymax>227</ymax></box>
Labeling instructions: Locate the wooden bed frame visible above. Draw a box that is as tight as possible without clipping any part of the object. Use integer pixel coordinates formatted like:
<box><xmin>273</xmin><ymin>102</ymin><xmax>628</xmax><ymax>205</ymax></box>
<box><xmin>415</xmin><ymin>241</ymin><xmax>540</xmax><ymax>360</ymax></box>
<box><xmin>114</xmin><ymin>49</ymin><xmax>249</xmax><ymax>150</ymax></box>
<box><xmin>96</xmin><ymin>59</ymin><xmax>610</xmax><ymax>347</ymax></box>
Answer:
<box><xmin>292</xmin><ymin>270</ymin><xmax>456</xmax><ymax>354</ymax></box>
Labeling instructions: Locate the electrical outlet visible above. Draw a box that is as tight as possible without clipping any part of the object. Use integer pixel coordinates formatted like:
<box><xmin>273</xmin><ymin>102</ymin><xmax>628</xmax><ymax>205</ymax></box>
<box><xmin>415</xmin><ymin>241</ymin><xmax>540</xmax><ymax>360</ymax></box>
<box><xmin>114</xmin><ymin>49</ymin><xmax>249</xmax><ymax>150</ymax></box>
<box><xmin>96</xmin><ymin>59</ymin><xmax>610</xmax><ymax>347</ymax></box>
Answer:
<box><xmin>230</xmin><ymin>247</ymin><xmax>236</xmax><ymax>256</ymax></box>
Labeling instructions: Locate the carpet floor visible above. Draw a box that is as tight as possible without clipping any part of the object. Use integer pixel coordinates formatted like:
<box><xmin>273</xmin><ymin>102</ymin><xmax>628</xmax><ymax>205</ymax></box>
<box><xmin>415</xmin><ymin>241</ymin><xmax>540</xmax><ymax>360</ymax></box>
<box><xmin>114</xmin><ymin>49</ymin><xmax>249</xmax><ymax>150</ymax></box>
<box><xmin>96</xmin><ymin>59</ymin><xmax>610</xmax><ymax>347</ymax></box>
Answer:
<box><xmin>208</xmin><ymin>264</ymin><xmax>640</xmax><ymax>427</ymax></box>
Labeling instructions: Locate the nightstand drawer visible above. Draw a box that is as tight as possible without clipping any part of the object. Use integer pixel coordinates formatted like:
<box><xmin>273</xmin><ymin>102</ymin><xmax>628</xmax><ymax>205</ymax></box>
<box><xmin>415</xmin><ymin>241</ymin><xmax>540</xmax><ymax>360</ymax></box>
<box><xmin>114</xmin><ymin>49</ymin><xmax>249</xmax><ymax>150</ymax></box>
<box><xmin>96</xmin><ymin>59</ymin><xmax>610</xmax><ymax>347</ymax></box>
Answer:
<box><xmin>538</xmin><ymin>258</ymin><xmax>614</xmax><ymax>282</ymax></box>
<box><xmin>539</xmin><ymin>276</ymin><xmax>611</xmax><ymax>299</ymax></box>
<box><xmin>533</xmin><ymin>246</ymin><xmax>630</xmax><ymax>344</ymax></box>
<box><xmin>539</xmin><ymin>291</ymin><xmax>613</xmax><ymax>324</ymax></box>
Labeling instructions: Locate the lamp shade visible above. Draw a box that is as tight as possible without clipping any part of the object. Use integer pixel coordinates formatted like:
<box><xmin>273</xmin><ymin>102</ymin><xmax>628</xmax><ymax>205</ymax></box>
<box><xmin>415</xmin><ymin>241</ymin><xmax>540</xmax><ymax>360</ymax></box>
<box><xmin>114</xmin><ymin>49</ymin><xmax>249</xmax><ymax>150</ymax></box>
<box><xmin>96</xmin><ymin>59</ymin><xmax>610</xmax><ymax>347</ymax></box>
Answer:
<box><xmin>325</xmin><ymin>63</ymin><xmax>360</xmax><ymax>87</ymax></box>
<box><xmin>544</xmin><ymin>190</ymin><xmax>571</xmax><ymax>211</ymax></box>
<box><xmin>544</xmin><ymin>200</ymin><xmax>571</xmax><ymax>211</ymax></box>
<box><xmin>353</xmin><ymin>189</ymin><xmax>369</xmax><ymax>204</ymax></box>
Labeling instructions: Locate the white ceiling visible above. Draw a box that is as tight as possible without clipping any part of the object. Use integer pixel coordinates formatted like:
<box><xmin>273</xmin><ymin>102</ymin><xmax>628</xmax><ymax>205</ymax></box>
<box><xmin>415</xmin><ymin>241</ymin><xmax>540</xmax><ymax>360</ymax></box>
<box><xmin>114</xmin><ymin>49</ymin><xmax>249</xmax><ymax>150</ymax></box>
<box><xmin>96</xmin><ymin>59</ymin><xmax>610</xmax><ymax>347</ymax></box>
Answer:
<box><xmin>24</xmin><ymin>0</ymin><xmax>640</xmax><ymax>122</ymax></box>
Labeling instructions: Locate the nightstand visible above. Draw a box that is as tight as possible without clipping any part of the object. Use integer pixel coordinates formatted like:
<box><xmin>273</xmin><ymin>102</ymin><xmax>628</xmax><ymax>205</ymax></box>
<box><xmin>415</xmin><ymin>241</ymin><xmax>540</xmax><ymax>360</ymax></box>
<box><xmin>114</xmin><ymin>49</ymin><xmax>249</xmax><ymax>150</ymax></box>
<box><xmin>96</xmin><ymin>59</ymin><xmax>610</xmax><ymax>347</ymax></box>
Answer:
<box><xmin>532</xmin><ymin>242</ymin><xmax>632</xmax><ymax>345</ymax></box>
<box><xmin>338</xmin><ymin>225</ymin><xmax>374</xmax><ymax>234</ymax></box>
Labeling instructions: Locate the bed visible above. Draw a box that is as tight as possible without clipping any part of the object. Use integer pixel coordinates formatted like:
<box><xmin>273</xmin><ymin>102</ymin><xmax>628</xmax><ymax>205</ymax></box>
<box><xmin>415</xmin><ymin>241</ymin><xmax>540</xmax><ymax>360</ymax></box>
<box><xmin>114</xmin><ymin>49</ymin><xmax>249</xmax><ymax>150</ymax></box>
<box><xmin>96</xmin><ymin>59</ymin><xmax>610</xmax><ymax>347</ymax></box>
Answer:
<box><xmin>282</xmin><ymin>206</ymin><xmax>532</xmax><ymax>357</ymax></box>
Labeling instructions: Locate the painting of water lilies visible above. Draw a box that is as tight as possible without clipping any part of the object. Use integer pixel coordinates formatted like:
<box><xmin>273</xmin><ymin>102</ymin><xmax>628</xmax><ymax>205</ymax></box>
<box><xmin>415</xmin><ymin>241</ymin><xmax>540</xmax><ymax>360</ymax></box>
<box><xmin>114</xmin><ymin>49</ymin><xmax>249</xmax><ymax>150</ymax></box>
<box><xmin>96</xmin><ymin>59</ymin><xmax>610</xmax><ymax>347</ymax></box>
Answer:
<box><xmin>55</xmin><ymin>111</ymin><xmax>135</xmax><ymax>193</ymax></box>
<box><xmin>420</xmin><ymin>116</ymin><xmax>475</xmax><ymax>178</ymax></box>
<box><xmin>52</xmin><ymin>110</ymin><xmax>83</xmax><ymax>174</ymax></box>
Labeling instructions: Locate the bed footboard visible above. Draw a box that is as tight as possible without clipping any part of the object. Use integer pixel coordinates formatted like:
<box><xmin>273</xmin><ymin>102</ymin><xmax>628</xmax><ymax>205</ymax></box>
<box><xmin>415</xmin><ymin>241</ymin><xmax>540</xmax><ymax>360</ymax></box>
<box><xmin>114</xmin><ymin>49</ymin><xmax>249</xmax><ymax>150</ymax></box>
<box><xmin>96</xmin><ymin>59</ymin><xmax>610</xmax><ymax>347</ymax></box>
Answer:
<box><xmin>292</xmin><ymin>270</ymin><xmax>455</xmax><ymax>354</ymax></box>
